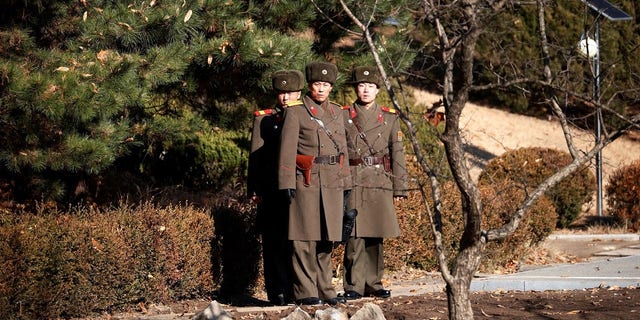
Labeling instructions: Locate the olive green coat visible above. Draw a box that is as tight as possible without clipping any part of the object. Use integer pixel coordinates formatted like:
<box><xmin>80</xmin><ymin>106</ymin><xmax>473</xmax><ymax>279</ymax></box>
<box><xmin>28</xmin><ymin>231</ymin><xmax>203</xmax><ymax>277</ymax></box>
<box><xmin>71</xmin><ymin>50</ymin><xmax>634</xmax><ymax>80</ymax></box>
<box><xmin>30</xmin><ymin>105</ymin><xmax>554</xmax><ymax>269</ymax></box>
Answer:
<box><xmin>343</xmin><ymin>102</ymin><xmax>407</xmax><ymax>238</ymax></box>
<box><xmin>279</xmin><ymin>95</ymin><xmax>352</xmax><ymax>241</ymax></box>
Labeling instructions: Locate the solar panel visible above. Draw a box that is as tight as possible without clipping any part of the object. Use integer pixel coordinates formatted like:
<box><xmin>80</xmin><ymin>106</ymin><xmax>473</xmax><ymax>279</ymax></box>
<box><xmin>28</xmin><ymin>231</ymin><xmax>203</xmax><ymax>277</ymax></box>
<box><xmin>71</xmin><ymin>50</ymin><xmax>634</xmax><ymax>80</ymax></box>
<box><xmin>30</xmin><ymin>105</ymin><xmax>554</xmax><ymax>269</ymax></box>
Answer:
<box><xmin>581</xmin><ymin>0</ymin><xmax>632</xmax><ymax>21</ymax></box>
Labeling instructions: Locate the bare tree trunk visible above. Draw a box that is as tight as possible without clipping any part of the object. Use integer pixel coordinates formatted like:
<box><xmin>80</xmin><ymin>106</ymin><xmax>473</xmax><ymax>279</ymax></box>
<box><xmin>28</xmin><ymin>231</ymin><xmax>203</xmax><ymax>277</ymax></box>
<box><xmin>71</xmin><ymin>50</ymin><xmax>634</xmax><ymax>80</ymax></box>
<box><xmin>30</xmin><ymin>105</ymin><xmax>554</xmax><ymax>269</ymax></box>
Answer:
<box><xmin>445</xmin><ymin>242</ymin><xmax>484</xmax><ymax>320</ymax></box>
<box><xmin>447</xmin><ymin>283</ymin><xmax>473</xmax><ymax>319</ymax></box>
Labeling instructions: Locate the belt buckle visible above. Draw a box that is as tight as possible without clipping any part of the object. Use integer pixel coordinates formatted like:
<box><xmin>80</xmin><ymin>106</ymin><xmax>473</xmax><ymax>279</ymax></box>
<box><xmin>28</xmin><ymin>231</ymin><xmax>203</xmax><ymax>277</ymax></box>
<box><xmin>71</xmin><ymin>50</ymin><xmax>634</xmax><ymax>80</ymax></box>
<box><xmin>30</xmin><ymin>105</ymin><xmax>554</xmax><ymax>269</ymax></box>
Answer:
<box><xmin>328</xmin><ymin>155</ymin><xmax>337</xmax><ymax>165</ymax></box>
<box><xmin>363</xmin><ymin>156</ymin><xmax>373</xmax><ymax>166</ymax></box>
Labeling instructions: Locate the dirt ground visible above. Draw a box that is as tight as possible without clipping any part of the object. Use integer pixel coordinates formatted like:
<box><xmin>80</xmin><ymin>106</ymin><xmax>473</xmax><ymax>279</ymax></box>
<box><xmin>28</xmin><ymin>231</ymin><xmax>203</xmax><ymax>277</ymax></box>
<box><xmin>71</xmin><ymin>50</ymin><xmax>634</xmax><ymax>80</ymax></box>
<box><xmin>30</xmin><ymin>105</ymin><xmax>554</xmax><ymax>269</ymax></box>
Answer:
<box><xmin>108</xmin><ymin>234</ymin><xmax>640</xmax><ymax>320</ymax></box>
<box><xmin>220</xmin><ymin>288</ymin><xmax>640</xmax><ymax>320</ymax></box>
<box><xmin>411</xmin><ymin>89</ymin><xmax>640</xmax><ymax>184</ymax></box>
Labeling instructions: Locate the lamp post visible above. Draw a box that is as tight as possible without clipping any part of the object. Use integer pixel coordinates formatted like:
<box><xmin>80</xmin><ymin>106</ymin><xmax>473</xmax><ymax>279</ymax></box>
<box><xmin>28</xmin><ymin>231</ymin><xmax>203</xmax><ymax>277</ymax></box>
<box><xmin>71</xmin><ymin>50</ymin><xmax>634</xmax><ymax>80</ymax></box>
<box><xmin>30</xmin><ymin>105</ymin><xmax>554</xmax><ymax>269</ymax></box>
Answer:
<box><xmin>578</xmin><ymin>0</ymin><xmax>631</xmax><ymax>217</ymax></box>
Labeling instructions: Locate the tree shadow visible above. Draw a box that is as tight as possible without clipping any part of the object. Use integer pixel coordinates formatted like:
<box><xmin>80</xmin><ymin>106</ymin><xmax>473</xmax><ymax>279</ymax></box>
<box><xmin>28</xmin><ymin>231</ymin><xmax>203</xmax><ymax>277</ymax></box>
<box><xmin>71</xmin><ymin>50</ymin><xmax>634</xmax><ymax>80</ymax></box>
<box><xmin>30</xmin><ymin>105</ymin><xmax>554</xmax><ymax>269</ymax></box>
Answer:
<box><xmin>210</xmin><ymin>204</ymin><xmax>267</xmax><ymax>306</ymax></box>
<box><xmin>463</xmin><ymin>143</ymin><xmax>496</xmax><ymax>171</ymax></box>
<box><xmin>568</xmin><ymin>214</ymin><xmax>624</xmax><ymax>230</ymax></box>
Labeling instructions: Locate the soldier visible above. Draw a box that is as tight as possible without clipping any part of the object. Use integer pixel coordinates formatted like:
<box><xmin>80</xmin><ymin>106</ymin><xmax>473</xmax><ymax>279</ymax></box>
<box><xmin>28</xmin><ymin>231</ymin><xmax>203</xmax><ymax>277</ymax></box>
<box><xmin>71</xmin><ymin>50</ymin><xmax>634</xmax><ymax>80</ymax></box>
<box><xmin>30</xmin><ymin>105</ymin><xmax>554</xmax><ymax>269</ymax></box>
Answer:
<box><xmin>340</xmin><ymin>66</ymin><xmax>407</xmax><ymax>300</ymax></box>
<box><xmin>248</xmin><ymin>69</ymin><xmax>304</xmax><ymax>306</ymax></box>
<box><xmin>278</xmin><ymin>61</ymin><xmax>351</xmax><ymax>306</ymax></box>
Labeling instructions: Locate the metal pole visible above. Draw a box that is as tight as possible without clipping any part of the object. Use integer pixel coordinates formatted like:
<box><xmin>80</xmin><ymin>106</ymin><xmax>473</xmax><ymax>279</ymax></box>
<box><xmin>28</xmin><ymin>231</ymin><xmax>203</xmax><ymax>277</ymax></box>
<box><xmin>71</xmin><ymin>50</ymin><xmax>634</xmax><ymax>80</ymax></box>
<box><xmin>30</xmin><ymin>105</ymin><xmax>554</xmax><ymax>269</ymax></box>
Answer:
<box><xmin>581</xmin><ymin>0</ymin><xmax>631</xmax><ymax>217</ymax></box>
<box><xmin>594</xmin><ymin>20</ymin><xmax>603</xmax><ymax>217</ymax></box>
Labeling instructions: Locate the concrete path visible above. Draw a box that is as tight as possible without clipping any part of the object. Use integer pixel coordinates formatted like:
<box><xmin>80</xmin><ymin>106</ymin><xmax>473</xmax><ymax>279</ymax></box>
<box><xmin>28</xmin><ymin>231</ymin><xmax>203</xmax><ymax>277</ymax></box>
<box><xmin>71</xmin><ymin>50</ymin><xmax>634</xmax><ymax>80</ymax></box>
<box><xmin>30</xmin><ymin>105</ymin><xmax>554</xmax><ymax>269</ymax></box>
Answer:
<box><xmin>388</xmin><ymin>233</ymin><xmax>640</xmax><ymax>296</ymax></box>
<box><xmin>470</xmin><ymin>234</ymin><xmax>640</xmax><ymax>292</ymax></box>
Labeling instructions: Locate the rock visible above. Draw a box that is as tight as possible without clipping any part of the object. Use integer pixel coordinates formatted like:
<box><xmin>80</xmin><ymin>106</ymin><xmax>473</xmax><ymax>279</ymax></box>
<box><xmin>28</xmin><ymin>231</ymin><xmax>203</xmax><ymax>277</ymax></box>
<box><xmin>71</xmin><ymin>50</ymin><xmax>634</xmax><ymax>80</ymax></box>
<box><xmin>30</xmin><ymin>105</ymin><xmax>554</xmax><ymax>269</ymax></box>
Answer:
<box><xmin>281</xmin><ymin>307</ymin><xmax>312</xmax><ymax>320</ymax></box>
<box><xmin>192</xmin><ymin>300</ymin><xmax>232</xmax><ymax>320</ymax></box>
<box><xmin>314</xmin><ymin>307</ymin><xmax>348</xmax><ymax>320</ymax></box>
<box><xmin>349</xmin><ymin>303</ymin><xmax>386</xmax><ymax>320</ymax></box>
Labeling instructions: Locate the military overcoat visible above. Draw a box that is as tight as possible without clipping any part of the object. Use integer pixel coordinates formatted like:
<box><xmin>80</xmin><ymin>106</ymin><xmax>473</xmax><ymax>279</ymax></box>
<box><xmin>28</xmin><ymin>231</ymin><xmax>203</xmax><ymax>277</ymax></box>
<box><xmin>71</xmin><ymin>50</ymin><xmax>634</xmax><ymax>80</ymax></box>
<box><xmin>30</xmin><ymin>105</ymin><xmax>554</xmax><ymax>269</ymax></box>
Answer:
<box><xmin>343</xmin><ymin>102</ymin><xmax>407</xmax><ymax>238</ymax></box>
<box><xmin>279</xmin><ymin>95</ymin><xmax>352</xmax><ymax>241</ymax></box>
<box><xmin>248</xmin><ymin>104</ymin><xmax>286</xmax><ymax>198</ymax></box>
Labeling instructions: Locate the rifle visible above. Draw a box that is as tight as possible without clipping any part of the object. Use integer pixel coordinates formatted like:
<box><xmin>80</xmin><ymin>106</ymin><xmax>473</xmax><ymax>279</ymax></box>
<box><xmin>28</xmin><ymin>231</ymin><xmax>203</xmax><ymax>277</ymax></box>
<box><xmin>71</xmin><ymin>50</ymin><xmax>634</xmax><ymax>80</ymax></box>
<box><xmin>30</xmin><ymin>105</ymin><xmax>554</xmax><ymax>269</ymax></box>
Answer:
<box><xmin>341</xmin><ymin>191</ymin><xmax>358</xmax><ymax>243</ymax></box>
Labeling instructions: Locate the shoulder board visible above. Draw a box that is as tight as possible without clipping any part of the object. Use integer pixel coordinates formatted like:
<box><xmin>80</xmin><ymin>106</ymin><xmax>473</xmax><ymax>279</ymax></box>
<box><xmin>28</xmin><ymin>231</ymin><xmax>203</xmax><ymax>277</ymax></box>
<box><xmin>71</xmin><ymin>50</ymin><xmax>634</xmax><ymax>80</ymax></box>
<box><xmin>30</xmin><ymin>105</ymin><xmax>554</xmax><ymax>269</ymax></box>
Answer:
<box><xmin>380</xmin><ymin>106</ymin><xmax>397</xmax><ymax>114</ymax></box>
<box><xmin>254</xmin><ymin>109</ymin><xmax>274</xmax><ymax>117</ymax></box>
<box><xmin>341</xmin><ymin>105</ymin><xmax>351</xmax><ymax>110</ymax></box>
<box><xmin>329</xmin><ymin>101</ymin><xmax>342</xmax><ymax>108</ymax></box>
<box><xmin>287</xmin><ymin>100</ymin><xmax>304</xmax><ymax>107</ymax></box>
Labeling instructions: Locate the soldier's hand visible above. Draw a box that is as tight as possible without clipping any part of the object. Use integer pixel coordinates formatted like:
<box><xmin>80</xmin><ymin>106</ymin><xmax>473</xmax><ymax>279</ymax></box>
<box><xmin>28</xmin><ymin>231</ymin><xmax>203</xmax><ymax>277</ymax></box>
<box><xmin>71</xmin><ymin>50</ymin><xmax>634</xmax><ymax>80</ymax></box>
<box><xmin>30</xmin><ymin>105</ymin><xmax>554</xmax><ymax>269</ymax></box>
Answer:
<box><xmin>393</xmin><ymin>196</ymin><xmax>406</xmax><ymax>204</ymax></box>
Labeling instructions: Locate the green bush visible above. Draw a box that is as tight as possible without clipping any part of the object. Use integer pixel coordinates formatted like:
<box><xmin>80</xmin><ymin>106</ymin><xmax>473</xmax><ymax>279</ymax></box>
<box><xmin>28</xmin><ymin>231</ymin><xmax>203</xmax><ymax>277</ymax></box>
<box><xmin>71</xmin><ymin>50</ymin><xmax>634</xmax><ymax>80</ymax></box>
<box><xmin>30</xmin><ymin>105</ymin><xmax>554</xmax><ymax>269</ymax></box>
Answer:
<box><xmin>479</xmin><ymin>147</ymin><xmax>596</xmax><ymax>228</ymax></box>
<box><xmin>606</xmin><ymin>159</ymin><xmax>640</xmax><ymax>231</ymax></box>
<box><xmin>0</xmin><ymin>201</ymin><xmax>215</xmax><ymax>319</ymax></box>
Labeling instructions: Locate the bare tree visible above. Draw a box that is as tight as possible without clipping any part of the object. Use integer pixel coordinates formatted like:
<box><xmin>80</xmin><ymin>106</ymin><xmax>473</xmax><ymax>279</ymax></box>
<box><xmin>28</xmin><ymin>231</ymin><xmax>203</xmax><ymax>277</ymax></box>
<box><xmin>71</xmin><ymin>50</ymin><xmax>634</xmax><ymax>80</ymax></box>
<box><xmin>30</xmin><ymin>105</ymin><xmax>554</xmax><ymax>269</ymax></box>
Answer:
<box><xmin>316</xmin><ymin>0</ymin><xmax>640</xmax><ymax>319</ymax></box>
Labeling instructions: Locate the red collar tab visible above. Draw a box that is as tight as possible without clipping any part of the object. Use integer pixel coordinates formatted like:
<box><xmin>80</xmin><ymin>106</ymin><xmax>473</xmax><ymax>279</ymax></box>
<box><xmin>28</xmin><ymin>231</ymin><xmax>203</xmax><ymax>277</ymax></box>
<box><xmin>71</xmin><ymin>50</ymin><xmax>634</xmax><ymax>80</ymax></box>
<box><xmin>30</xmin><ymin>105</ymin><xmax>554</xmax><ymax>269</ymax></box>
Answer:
<box><xmin>309</xmin><ymin>105</ymin><xmax>317</xmax><ymax>116</ymax></box>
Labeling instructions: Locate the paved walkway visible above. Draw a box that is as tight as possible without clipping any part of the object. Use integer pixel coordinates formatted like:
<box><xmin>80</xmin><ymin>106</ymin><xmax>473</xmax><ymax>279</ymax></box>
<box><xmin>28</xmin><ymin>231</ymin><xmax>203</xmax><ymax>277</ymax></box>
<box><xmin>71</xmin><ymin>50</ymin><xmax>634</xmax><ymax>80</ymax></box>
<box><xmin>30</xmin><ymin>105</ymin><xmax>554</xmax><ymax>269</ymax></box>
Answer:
<box><xmin>389</xmin><ymin>233</ymin><xmax>640</xmax><ymax>296</ymax></box>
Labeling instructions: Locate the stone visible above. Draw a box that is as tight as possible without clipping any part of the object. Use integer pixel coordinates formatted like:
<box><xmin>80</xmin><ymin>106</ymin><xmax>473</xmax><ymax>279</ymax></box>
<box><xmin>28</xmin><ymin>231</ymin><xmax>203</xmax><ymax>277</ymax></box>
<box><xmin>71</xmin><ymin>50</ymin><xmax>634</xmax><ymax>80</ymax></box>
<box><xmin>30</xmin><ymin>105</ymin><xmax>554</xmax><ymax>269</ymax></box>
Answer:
<box><xmin>349</xmin><ymin>303</ymin><xmax>386</xmax><ymax>320</ymax></box>
<box><xmin>192</xmin><ymin>300</ymin><xmax>232</xmax><ymax>320</ymax></box>
<box><xmin>314</xmin><ymin>307</ymin><xmax>348</xmax><ymax>320</ymax></box>
<box><xmin>281</xmin><ymin>307</ymin><xmax>312</xmax><ymax>320</ymax></box>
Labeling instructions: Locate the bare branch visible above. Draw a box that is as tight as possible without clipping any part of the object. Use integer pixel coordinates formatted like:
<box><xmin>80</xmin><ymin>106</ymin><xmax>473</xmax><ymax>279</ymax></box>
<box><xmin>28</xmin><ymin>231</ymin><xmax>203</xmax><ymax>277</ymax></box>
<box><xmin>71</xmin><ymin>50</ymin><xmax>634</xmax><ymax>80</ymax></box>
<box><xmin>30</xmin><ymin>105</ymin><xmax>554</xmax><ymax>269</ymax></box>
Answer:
<box><xmin>309</xmin><ymin>0</ymin><xmax>360</xmax><ymax>36</ymax></box>
<box><xmin>536</xmin><ymin>0</ymin><xmax>580</xmax><ymax>158</ymax></box>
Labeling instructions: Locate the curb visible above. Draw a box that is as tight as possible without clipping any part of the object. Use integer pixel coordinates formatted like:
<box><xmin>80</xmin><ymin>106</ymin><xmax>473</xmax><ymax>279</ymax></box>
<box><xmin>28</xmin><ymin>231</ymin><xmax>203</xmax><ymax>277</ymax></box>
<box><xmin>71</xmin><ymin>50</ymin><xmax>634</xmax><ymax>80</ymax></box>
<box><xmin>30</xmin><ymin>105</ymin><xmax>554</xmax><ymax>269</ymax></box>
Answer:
<box><xmin>546</xmin><ymin>233</ymin><xmax>640</xmax><ymax>241</ymax></box>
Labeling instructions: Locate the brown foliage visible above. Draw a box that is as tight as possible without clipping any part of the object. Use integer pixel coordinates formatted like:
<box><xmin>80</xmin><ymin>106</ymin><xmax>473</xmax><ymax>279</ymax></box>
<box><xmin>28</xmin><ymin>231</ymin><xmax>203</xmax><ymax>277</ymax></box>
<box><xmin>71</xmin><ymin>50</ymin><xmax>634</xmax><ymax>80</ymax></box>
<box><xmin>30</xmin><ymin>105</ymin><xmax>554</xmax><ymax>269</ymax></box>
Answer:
<box><xmin>0</xmin><ymin>202</ymin><xmax>215</xmax><ymax>319</ymax></box>
<box><xmin>479</xmin><ymin>147</ymin><xmax>595</xmax><ymax>228</ymax></box>
<box><xmin>383</xmin><ymin>154</ymin><xmax>557</xmax><ymax>273</ymax></box>
<box><xmin>606</xmin><ymin>159</ymin><xmax>640</xmax><ymax>231</ymax></box>
<box><xmin>478</xmin><ymin>180</ymin><xmax>557</xmax><ymax>273</ymax></box>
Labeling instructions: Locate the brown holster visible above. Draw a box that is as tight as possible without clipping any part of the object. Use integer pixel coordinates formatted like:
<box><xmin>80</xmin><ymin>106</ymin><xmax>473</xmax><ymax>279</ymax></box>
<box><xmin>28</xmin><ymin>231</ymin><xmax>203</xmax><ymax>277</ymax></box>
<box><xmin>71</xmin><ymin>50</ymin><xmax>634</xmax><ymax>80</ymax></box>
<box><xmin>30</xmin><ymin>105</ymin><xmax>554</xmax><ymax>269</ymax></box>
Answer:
<box><xmin>296</xmin><ymin>154</ymin><xmax>315</xmax><ymax>186</ymax></box>
<box><xmin>383</xmin><ymin>154</ymin><xmax>391</xmax><ymax>172</ymax></box>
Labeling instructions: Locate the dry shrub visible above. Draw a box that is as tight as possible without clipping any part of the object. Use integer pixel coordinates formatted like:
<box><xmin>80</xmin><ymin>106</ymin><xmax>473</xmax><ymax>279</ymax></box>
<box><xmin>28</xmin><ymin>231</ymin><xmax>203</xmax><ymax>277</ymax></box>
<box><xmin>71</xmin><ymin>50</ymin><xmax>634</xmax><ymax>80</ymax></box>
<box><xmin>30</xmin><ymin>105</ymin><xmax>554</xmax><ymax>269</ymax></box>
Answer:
<box><xmin>606</xmin><ymin>159</ymin><xmax>640</xmax><ymax>231</ymax></box>
<box><xmin>385</xmin><ymin>159</ymin><xmax>467</xmax><ymax>272</ymax></box>
<box><xmin>479</xmin><ymin>147</ymin><xmax>595</xmax><ymax>228</ymax></box>
<box><xmin>383</xmin><ymin>161</ymin><xmax>556</xmax><ymax>274</ymax></box>
<box><xmin>0</xmin><ymin>201</ymin><xmax>215</xmax><ymax>319</ymax></box>
<box><xmin>479</xmin><ymin>180</ymin><xmax>557</xmax><ymax>273</ymax></box>
<box><xmin>385</xmin><ymin>186</ymin><xmax>437</xmax><ymax>271</ymax></box>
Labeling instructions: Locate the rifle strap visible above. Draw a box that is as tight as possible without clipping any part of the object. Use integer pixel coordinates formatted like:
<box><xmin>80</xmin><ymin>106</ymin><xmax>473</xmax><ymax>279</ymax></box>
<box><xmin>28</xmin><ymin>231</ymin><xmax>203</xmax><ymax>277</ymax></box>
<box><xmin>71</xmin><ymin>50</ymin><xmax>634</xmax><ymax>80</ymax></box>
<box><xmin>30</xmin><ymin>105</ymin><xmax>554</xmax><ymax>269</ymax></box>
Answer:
<box><xmin>304</xmin><ymin>103</ymin><xmax>342</xmax><ymax>153</ymax></box>
<box><xmin>351</xmin><ymin>112</ymin><xmax>377</xmax><ymax>156</ymax></box>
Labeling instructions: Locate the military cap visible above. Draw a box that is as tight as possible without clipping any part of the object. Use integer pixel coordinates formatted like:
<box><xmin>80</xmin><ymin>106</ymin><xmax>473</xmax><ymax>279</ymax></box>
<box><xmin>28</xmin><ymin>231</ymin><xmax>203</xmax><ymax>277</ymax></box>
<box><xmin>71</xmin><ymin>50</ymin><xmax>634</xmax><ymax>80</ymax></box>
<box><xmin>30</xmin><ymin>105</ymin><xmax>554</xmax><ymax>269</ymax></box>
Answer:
<box><xmin>305</xmin><ymin>61</ymin><xmax>338</xmax><ymax>85</ymax></box>
<box><xmin>272</xmin><ymin>69</ymin><xmax>304</xmax><ymax>92</ymax></box>
<box><xmin>352</xmin><ymin>66</ymin><xmax>381</xmax><ymax>87</ymax></box>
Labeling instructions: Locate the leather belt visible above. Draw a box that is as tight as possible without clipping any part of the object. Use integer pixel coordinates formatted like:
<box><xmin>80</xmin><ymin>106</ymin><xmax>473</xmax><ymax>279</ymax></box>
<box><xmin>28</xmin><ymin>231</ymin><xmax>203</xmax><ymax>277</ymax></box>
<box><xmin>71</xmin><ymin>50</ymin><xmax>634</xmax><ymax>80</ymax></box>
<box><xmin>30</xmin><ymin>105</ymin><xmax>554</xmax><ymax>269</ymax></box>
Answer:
<box><xmin>349</xmin><ymin>156</ymin><xmax>385</xmax><ymax>166</ymax></box>
<box><xmin>314</xmin><ymin>154</ymin><xmax>340</xmax><ymax>165</ymax></box>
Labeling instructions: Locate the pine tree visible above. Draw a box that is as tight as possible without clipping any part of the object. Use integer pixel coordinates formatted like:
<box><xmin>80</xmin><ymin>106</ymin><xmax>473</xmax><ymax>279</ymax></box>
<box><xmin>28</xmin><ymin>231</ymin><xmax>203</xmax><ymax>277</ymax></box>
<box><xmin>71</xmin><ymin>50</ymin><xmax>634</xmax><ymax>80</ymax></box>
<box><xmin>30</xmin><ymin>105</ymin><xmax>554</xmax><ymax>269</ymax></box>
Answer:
<box><xmin>0</xmin><ymin>0</ymin><xmax>319</xmax><ymax>204</ymax></box>
<box><xmin>0</xmin><ymin>0</ymin><xmax>422</xmax><ymax>205</ymax></box>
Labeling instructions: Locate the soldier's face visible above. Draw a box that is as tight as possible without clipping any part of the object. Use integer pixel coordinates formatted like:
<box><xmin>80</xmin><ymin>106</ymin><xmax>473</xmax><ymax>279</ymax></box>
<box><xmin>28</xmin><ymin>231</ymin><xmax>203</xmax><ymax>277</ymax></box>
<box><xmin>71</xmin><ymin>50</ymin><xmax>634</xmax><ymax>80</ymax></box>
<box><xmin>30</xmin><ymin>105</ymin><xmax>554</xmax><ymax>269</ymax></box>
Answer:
<box><xmin>356</xmin><ymin>82</ymin><xmax>379</xmax><ymax>104</ymax></box>
<box><xmin>277</xmin><ymin>91</ymin><xmax>301</xmax><ymax>107</ymax></box>
<box><xmin>309</xmin><ymin>81</ymin><xmax>333</xmax><ymax>103</ymax></box>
